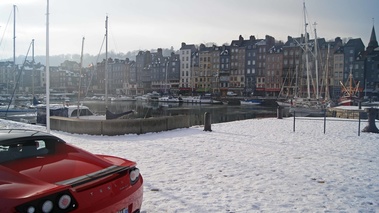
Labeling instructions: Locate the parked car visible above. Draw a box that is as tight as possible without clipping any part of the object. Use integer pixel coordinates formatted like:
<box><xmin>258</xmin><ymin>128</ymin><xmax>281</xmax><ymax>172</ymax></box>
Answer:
<box><xmin>0</xmin><ymin>129</ymin><xmax>143</xmax><ymax>213</ymax></box>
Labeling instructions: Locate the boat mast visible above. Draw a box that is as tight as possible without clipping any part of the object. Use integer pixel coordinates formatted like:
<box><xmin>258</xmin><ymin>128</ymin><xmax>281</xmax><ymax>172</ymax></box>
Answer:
<box><xmin>324</xmin><ymin>44</ymin><xmax>330</xmax><ymax>101</ymax></box>
<box><xmin>165</xmin><ymin>58</ymin><xmax>169</xmax><ymax>94</ymax></box>
<box><xmin>303</xmin><ymin>1</ymin><xmax>311</xmax><ymax>100</ymax></box>
<box><xmin>314</xmin><ymin>22</ymin><xmax>319</xmax><ymax>100</ymax></box>
<box><xmin>32</xmin><ymin>39</ymin><xmax>35</xmax><ymax>97</ymax></box>
<box><xmin>77</xmin><ymin>36</ymin><xmax>85</xmax><ymax>118</ymax></box>
<box><xmin>349</xmin><ymin>65</ymin><xmax>353</xmax><ymax>95</ymax></box>
<box><xmin>46</xmin><ymin>0</ymin><xmax>50</xmax><ymax>132</ymax></box>
<box><xmin>13</xmin><ymin>5</ymin><xmax>16</xmax><ymax>86</ymax></box>
<box><xmin>105</xmin><ymin>15</ymin><xmax>108</xmax><ymax>108</ymax></box>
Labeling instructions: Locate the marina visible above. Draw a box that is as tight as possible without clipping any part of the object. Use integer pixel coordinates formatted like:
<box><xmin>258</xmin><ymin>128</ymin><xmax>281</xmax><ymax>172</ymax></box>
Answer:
<box><xmin>0</xmin><ymin>97</ymin><xmax>277</xmax><ymax>126</ymax></box>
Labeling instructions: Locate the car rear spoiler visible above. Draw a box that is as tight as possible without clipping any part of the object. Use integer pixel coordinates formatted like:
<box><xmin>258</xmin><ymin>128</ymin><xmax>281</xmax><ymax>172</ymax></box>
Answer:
<box><xmin>56</xmin><ymin>165</ymin><xmax>131</xmax><ymax>188</ymax></box>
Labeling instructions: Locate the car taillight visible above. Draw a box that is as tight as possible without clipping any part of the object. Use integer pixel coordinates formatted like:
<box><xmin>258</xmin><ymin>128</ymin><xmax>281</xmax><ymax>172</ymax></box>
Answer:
<box><xmin>58</xmin><ymin>194</ymin><xmax>72</xmax><ymax>209</ymax></box>
<box><xmin>130</xmin><ymin>168</ymin><xmax>140</xmax><ymax>185</ymax></box>
<box><xmin>16</xmin><ymin>190</ymin><xmax>77</xmax><ymax>213</ymax></box>
<box><xmin>26</xmin><ymin>206</ymin><xmax>35</xmax><ymax>213</ymax></box>
<box><xmin>42</xmin><ymin>200</ymin><xmax>53</xmax><ymax>212</ymax></box>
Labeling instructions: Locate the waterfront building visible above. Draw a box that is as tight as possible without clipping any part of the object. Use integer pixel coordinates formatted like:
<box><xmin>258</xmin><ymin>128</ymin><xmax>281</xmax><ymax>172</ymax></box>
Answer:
<box><xmin>150</xmin><ymin>48</ymin><xmax>166</xmax><ymax>93</ymax></box>
<box><xmin>266</xmin><ymin>44</ymin><xmax>283</xmax><ymax>97</ymax></box>
<box><xmin>281</xmin><ymin>36</ymin><xmax>303</xmax><ymax>98</ymax></box>
<box><xmin>361</xmin><ymin>25</ymin><xmax>379</xmax><ymax>99</ymax></box>
<box><xmin>255</xmin><ymin>35</ymin><xmax>275</xmax><ymax>96</ymax></box>
<box><xmin>219</xmin><ymin>45</ymin><xmax>231</xmax><ymax>95</ymax></box>
<box><xmin>245</xmin><ymin>36</ymin><xmax>258</xmax><ymax>96</ymax></box>
<box><xmin>333</xmin><ymin>46</ymin><xmax>345</xmax><ymax>98</ymax></box>
<box><xmin>209</xmin><ymin>46</ymin><xmax>221</xmax><ymax>94</ymax></box>
<box><xmin>108</xmin><ymin>58</ymin><xmax>127</xmax><ymax>95</ymax></box>
<box><xmin>230</xmin><ymin>35</ymin><xmax>247</xmax><ymax>96</ymax></box>
<box><xmin>338</xmin><ymin>38</ymin><xmax>365</xmax><ymax>102</ymax></box>
<box><xmin>166</xmin><ymin>52</ymin><xmax>181</xmax><ymax>94</ymax></box>
<box><xmin>197</xmin><ymin>44</ymin><xmax>213</xmax><ymax>94</ymax></box>
<box><xmin>179</xmin><ymin>42</ymin><xmax>197</xmax><ymax>94</ymax></box>
<box><xmin>124</xmin><ymin>59</ymin><xmax>137</xmax><ymax>96</ymax></box>
<box><xmin>136</xmin><ymin>50</ymin><xmax>153</xmax><ymax>94</ymax></box>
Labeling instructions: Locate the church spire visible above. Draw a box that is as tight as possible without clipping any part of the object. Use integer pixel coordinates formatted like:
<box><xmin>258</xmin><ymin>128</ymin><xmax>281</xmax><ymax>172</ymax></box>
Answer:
<box><xmin>367</xmin><ymin>24</ymin><xmax>378</xmax><ymax>52</ymax></box>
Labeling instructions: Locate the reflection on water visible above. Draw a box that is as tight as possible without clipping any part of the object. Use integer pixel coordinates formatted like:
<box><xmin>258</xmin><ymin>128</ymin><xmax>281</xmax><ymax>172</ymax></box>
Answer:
<box><xmin>84</xmin><ymin>101</ymin><xmax>277</xmax><ymax>126</ymax></box>
<box><xmin>1</xmin><ymin>100</ymin><xmax>277</xmax><ymax>126</ymax></box>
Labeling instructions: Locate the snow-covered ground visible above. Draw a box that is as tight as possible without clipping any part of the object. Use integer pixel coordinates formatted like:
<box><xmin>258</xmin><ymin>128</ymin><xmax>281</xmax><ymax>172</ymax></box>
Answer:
<box><xmin>1</xmin><ymin>117</ymin><xmax>379</xmax><ymax>212</ymax></box>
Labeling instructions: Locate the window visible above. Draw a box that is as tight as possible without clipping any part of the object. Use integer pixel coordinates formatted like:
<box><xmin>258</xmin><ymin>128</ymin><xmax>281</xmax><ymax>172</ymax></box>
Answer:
<box><xmin>0</xmin><ymin>139</ymin><xmax>52</xmax><ymax>163</ymax></box>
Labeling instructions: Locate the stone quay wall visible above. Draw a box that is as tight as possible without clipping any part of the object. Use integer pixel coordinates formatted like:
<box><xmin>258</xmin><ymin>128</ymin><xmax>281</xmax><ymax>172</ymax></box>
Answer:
<box><xmin>50</xmin><ymin>115</ymin><xmax>190</xmax><ymax>136</ymax></box>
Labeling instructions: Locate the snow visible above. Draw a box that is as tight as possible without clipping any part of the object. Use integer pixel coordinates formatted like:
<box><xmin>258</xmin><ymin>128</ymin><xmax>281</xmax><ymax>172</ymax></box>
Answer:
<box><xmin>1</xmin><ymin>117</ymin><xmax>379</xmax><ymax>212</ymax></box>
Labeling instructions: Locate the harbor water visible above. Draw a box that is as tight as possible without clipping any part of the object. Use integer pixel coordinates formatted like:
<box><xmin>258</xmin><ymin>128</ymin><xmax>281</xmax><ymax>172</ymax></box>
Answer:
<box><xmin>1</xmin><ymin>100</ymin><xmax>278</xmax><ymax>126</ymax></box>
<box><xmin>83</xmin><ymin>100</ymin><xmax>277</xmax><ymax>126</ymax></box>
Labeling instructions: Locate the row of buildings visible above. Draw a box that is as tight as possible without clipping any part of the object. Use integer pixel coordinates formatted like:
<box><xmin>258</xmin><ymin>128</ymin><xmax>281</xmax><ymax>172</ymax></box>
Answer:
<box><xmin>1</xmin><ymin>26</ymin><xmax>378</xmax><ymax>101</ymax></box>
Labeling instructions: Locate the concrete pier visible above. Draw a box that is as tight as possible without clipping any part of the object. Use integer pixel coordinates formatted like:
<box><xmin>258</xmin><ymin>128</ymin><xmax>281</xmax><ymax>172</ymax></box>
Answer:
<box><xmin>50</xmin><ymin>115</ymin><xmax>190</xmax><ymax>136</ymax></box>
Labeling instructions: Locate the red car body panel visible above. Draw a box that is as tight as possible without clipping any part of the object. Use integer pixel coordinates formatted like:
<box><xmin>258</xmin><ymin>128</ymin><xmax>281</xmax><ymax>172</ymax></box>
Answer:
<box><xmin>0</xmin><ymin>129</ymin><xmax>143</xmax><ymax>213</ymax></box>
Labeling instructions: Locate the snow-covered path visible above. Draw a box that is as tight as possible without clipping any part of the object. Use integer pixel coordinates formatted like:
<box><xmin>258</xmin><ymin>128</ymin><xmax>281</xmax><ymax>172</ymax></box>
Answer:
<box><xmin>1</xmin><ymin>117</ymin><xmax>379</xmax><ymax>212</ymax></box>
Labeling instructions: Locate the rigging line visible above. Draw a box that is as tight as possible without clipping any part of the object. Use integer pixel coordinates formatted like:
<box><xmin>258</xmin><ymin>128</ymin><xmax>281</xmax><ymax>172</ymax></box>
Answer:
<box><xmin>109</xmin><ymin>26</ymin><xmax>119</xmax><ymax>54</ymax></box>
<box><xmin>5</xmin><ymin>40</ymin><xmax>32</xmax><ymax>117</ymax></box>
<box><xmin>85</xmin><ymin>34</ymin><xmax>106</xmax><ymax>97</ymax></box>
<box><xmin>96</xmin><ymin>34</ymin><xmax>106</xmax><ymax>63</ymax></box>
<box><xmin>0</xmin><ymin>8</ymin><xmax>13</xmax><ymax>49</ymax></box>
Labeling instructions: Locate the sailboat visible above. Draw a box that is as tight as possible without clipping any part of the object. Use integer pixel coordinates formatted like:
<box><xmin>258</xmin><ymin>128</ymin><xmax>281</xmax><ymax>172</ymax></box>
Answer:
<box><xmin>1</xmin><ymin>6</ymin><xmax>38</xmax><ymax>119</ymax></box>
<box><xmin>338</xmin><ymin>68</ymin><xmax>360</xmax><ymax>106</ymax></box>
<box><xmin>287</xmin><ymin>2</ymin><xmax>327</xmax><ymax>117</ymax></box>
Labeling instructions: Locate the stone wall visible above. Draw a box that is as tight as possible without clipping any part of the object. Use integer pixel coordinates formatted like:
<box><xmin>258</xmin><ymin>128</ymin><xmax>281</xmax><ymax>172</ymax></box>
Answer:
<box><xmin>50</xmin><ymin>115</ymin><xmax>190</xmax><ymax>136</ymax></box>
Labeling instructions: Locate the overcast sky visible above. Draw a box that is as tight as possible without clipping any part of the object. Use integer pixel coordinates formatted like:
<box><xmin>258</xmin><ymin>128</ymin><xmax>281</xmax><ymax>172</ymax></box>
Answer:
<box><xmin>0</xmin><ymin>0</ymin><xmax>378</xmax><ymax>59</ymax></box>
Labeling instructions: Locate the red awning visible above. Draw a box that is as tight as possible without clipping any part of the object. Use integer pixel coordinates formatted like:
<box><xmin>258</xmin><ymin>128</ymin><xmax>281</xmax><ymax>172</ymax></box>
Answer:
<box><xmin>265</xmin><ymin>88</ymin><xmax>281</xmax><ymax>92</ymax></box>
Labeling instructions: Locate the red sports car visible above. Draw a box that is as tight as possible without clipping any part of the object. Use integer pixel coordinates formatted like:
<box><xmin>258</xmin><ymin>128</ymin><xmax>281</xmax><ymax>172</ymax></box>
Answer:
<box><xmin>0</xmin><ymin>129</ymin><xmax>143</xmax><ymax>213</ymax></box>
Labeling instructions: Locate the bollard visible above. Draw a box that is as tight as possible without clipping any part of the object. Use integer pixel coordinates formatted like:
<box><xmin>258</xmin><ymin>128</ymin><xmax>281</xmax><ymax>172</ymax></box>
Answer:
<box><xmin>362</xmin><ymin>108</ymin><xmax>379</xmax><ymax>133</ymax></box>
<box><xmin>277</xmin><ymin>106</ymin><xmax>283</xmax><ymax>119</ymax></box>
<box><xmin>204</xmin><ymin>112</ymin><xmax>212</xmax><ymax>132</ymax></box>
<box><xmin>358</xmin><ymin>101</ymin><xmax>362</xmax><ymax>110</ymax></box>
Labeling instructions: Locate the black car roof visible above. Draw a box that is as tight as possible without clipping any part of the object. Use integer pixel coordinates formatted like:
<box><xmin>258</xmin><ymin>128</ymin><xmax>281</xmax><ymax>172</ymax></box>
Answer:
<box><xmin>0</xmin><ymin>129</ymin><xmax>59</xmax><ymax>144</ymax></box>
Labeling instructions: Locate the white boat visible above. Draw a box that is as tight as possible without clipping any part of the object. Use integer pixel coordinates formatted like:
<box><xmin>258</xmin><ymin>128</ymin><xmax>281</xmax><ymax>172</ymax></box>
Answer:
<box><xmin>36</xmin><ymin>104</ymin><xmax>105</xmax><ymax>124</ymax></box>
<box><xmin>276</xmin><ymin>100</ymin><xmax>292</xmax><ymax>107</ymax></box>
<box><xmin>289</xmin><ymin>99</ymin><xmax>326</xmax><ymax>117</ymax></box>
<box><xmin>182</xmin><ymin>94</ymin><xmax>222</xmax><ymax>104</ymax></box>
<box><xmin>111</xmin><ymin>96</ymin><xmax>136</xmax><ymax>102</ymax></box>
<box><xmin>240</xmin><ymin>99</ymin><xmax>263</xmax><ymax>105</ymax></box>
<box><xmin>136</xmin><ymin>92</ymin><xmax>160</xmax><ymax>102</ymax></box>
<box><xmin>158</xmin><ymin>96</ymin><xmax>183</xmax><ymax>103</ymax></box>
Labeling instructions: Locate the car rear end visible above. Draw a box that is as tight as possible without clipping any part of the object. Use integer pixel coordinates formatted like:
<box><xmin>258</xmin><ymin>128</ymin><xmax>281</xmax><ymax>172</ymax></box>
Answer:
<box><xmin>0</xmin><ymin>129</ymin><xmax>143</xmax><ymax>213</ymax></box>
<box><xmin>13</xmin><ymin>163</ymin><xmax>143</xmax><ymax>213</ymax></box>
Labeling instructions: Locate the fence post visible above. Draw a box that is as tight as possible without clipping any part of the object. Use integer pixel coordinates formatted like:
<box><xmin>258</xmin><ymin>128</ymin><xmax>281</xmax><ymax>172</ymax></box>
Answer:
<box><xmin>277</xmin><ymin>106</ymin><xmax>283</xmax><ymax>119</ymax></box>
<box><xmin>358</xmin><ymin>112</ymin><xmax>361</xmax><ymax>136</ymax></box>
<box><xmin>324</xmin><ymin>109</ymin><xmax>326</xmax><ymax>134</ymax></box>
<box><xmin>293</xmin><ymin>111</ymin><xmax>296</xmax><ymax>132</ymax></box>
<box><xmin>204</xmin><ymin>112</ymin><xmax>212</xmax><ymax>132</ymax></box>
